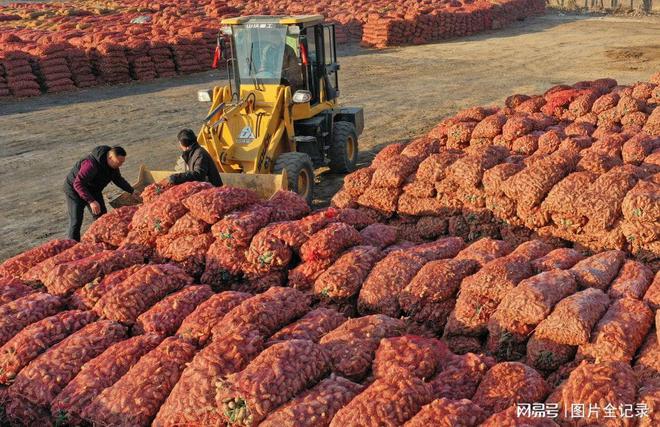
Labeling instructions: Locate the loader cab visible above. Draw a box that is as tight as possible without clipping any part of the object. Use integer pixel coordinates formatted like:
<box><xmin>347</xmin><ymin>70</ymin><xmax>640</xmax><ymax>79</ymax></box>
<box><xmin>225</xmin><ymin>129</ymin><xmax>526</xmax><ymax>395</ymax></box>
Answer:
<box><xmin>220</xmin><ymin>15</ymin><xmax>339</xmax><ymax>107</ymax></box>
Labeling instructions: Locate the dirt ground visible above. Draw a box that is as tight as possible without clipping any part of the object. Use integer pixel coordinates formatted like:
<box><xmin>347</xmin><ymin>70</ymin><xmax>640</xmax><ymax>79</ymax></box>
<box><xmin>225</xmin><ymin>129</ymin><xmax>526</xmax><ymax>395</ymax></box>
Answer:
<box><xmin>1</xmin><ymin>12</ymin><xmax>659</xmax><ymax>260</ymax></box>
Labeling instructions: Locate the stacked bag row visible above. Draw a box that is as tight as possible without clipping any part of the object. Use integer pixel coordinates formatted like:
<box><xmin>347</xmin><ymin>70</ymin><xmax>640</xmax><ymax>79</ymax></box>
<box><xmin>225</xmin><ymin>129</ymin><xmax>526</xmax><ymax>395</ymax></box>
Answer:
<box><xmin>0</xmin><ymin>175</ymin><xmax>658</xmax><ymax>425</ymax></box>
<box><xmin>361</xmin><ymin>0</ymin><xmax>545</xmax><ymax>48</ymax></box>
<box><xmin>0</xmin><ymin>0</ymin><xmax>547</xmax><ymax>98</ymax></box>
<box><xmin>333</xmin><ymin>72</ymin><xmax>660</xmax><ymax>268</ymax></box>
<box><xmin>0</xmin><ymin>271</ymin><xmax>657</xmax><ymax>426</ymax></box>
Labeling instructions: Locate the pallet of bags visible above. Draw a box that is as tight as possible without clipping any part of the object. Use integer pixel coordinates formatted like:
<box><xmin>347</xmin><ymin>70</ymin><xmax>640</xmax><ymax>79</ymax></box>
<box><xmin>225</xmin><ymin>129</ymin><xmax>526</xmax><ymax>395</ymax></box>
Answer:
<box><xmin>1</xmin><ymin>48</ymin><xmax>41</xmax><ymax>97</ymax></box>
<box><xmin>170</xmin><ymin>36</ymin><xmax>205</xmax><ymax>74</ymax></box>
<box><xmin>30</xmin><ymin>42</ymin><xmax>76</xmax><ymax>93</ymax></box>
<box><xmin>64</xmin><ymin>44</ymin><xmax>97</xmax><ymax>88</ymax></box>
<box><xmin>90</xmin><ymin>42</ymin><xmax>131</xmax><ymax>84</ymax></box>
<box><xmin>0</xmin><ymin>61</ymin><xmax>10</xmax><ymax>97</ymax></box>
<box><xmin>125</xmin><ymin>37</ymin><xmax>157</xmax><ymax>81</ymax></box>
<box><xmin>148</xmin><ymin>39</ymin><xmax>177</xmax><ymax>78</ymax></box>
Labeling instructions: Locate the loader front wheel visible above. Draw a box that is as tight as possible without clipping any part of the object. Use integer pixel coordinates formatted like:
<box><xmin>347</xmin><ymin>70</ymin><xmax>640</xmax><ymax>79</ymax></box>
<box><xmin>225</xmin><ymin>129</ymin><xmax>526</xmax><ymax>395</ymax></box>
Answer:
<box><xmin>328</xmin><ymin>121</ymin><xmax>358</xmax><ymax>173</ymax></box>
<box><xmin>273</xmin><ymin>152</ymin><xmax>314</xmax><ymax>206</ymax></box>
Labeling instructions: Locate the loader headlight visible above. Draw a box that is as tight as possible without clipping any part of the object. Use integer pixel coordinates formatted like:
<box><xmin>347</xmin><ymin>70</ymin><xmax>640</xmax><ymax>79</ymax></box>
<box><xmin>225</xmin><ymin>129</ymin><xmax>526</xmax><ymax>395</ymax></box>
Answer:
<box><xmin>197</xmin><ymin>89</ymin><xmax>213</xmax><ymax>102</ymax></box>
<box><xmin>292</xmin><ymin>90</ymin><xmax>312</xmax><ymax>104</ymax></box>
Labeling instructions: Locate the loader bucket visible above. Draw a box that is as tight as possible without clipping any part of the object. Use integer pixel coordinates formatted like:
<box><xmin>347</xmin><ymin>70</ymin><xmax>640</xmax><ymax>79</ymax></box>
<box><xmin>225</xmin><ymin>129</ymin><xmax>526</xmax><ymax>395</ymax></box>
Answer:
<box><xmin>110</xmin><ymin>165</ymin><xmax>288</xmax><ymax>208</ymax></box>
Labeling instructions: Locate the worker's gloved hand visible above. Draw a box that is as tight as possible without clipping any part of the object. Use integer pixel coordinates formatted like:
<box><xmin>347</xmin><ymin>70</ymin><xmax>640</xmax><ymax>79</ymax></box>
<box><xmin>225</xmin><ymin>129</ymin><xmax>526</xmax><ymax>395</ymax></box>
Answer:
<box><xmin>89</xmin><ymin>201</ymin><xmax>101</xmax><ymax>215</ymax></box>
<box><xmin>128</xmin><ymin>193</ymin><xmax>143</xmax><ymax>204</ymax></box>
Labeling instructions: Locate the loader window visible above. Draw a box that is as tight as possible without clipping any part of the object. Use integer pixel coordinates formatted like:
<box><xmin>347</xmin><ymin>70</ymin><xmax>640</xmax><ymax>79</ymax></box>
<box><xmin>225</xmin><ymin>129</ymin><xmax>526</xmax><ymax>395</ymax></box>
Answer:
<box><xmin>234</xmin><ymin>25</ymin><xmax>287</xmax><ymax>85</ymax></box>
<box><xmin>323</xmin><ymin>26</ymin><xmax>334</xmax><ymax>65</ymax></box>
<box><xmin>303</xmin><ymin>26</ymin><xmax>320</xmax><ymax>104</ymax></box>
<box><xmin>323</xmin><ymin>25</ymin><xmax>338</xmax><ymax>97</ymax></box>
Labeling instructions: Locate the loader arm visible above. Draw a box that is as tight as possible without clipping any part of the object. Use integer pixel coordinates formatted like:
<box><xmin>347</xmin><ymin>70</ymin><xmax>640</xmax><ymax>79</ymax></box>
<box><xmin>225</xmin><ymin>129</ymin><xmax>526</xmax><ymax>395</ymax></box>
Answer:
<box><xmin>198</xmin><ymin>84</ymin><xmax>295</xmax><ymax>175</ymax></box>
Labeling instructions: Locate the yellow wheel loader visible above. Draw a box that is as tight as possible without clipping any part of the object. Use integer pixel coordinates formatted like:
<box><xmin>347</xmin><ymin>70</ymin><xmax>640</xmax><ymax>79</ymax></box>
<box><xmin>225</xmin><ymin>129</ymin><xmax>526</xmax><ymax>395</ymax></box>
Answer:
<box><xmin>113</xmin><ymin>15</ymin><xmax>363</xmax><ymax>207</ymax></box>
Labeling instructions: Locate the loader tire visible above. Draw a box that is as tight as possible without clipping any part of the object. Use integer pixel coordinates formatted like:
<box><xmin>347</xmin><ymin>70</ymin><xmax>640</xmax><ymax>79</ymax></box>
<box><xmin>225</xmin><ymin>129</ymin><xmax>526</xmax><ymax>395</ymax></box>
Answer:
<box><xmin>328</xmin><ymin>121</ymin><xmax>358</xmax><ymax>173</ymax></box>
<box><xmin>273</xmin><ymin>152</ymin><xmax>315</xmax><ymax>206</ymax></box>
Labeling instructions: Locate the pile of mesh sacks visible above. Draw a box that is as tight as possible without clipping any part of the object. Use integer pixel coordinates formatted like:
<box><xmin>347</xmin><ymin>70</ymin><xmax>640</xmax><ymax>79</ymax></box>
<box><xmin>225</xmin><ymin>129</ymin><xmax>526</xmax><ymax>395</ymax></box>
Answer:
<box><xmin>0</xmin><ymin>0</ymin><xmax>546</xmax><ymax>98</ymax></box>
<box><xmin>333</xmin><ymin>72</ymin><xmax>660</xmax><ymax>270</ymax></box>
<box><xmin>0</xmin><ymin>172</ymin><xmax>658</xmax><ymax>425</ymax></box>
<box><xmin>0</xmin><ymin>1</ymin><xmax>220</xmax><ymax>97</ymax></box>
<box><xmin>361</xmin><ymin>0</ymin><xmax>545</xmax><ymax>48</ymax></box>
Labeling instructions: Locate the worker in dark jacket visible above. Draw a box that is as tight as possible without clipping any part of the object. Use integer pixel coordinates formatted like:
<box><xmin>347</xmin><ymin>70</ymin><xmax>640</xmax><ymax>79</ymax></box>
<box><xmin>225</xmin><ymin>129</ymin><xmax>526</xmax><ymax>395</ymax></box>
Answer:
<box><xmin>168</xmin><ymin>129</ymin><xmax>223</xmax><ymax>186</ymax></box>
<box><xmin>63</xmin><ymin>145</ymin><xmax>134</xmax><ymax>241</ymax></box>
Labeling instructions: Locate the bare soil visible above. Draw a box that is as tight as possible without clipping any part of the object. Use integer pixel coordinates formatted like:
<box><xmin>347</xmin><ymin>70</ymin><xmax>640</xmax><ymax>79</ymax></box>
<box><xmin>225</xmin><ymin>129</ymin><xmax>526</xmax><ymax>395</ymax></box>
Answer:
<box><xmin>1</xmin><ymin>13</ymin><xmax>659</xmax><ymax>260</ymax></box>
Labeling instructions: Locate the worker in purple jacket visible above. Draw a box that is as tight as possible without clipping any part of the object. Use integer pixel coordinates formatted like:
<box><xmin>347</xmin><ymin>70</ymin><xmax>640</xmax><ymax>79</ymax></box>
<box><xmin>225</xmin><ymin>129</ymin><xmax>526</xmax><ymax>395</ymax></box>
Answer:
<box><xmin>63</xmin><ymin>145</ymin><xmax>134</xmax><ymax>241</ymax></box>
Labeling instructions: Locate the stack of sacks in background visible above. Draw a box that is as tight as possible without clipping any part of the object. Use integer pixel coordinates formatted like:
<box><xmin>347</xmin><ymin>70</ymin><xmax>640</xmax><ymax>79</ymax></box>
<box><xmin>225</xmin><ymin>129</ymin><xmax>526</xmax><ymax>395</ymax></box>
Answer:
<box><xmin>148</xmin><ymin>39</ymin><xmax>177</xmax><ymax>78</ymax></box>
<box><xmin>0</xmin><ymin>39</ymin><xmax>40</xmax><ymax>97</ymax></box>
<box><xmin>333</xmin><ymin>72</ymin><xmax>660</xmax><ymax>268</ymax></box>
<box><xmin>89</xmin><ymin>42</ymin><xmax>132</xmax><ymax>85</ymax></box>
<box><xmin>124</xmin><ymin>37</ymin><xmax>157</xmax><ymax>81</ymax></box>
<box><xmin>0</xmin><ymin>1</ymin><xmax>221</xmax><ymax>96</ymax></box>
<box><xmin>0</xmin><ymin>0</ymin><xmax>547</xmax><ymax>98</ymax></box>
<box><xmin>169</xmin><ymin>35</ymin><xmax>210</xmax><ymax>74</ymax></box>
<box><xmin>0</xmin><ymin>61</ymin><xmax>9</xmax><ymax>97</ymax></box>
<box><xmin>64</xmin><ymin>45</ymin><xmax>97</xmax><ymax>88</ymax></box>
<box><xmin>329</xmin><ymin>15</ymin><xmax>364</xmax><ymax>44</ymax></box>
<box><xmin>361</xmin><ymin>0</ymin><xmax>545</xmax><ymax>48</ymax></box>
<box><xmin>2</xmin><ymin>32</ymin><xmax>97</xmax><ymax>90</ymax></box>
<box><xmin>27</xmin><ymin>42</ymin><xmax>76</xmax><ymax>93</ymax></box>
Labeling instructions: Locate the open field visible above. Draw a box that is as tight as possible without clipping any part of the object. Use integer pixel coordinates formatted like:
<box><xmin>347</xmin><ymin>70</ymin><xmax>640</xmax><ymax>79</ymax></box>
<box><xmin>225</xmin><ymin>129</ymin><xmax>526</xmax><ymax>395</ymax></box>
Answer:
<box><xmin>1</xmin><ymin>12</ymin><xmax>659</xmax><ymax>260</ymax></box>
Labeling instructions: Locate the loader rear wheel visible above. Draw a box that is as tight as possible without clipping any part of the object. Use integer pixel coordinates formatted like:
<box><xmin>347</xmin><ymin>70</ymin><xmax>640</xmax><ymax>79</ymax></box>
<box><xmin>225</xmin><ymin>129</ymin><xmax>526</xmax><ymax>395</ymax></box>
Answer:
<box><xmin>273</xmin><ymin>152</ymin><xmax>314</xmax><ymax>206</ymax></box>
<box><xmin>328</xmin><ymin>121</ymin><xmax>358</xmax><ymax>173</ymax></box>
